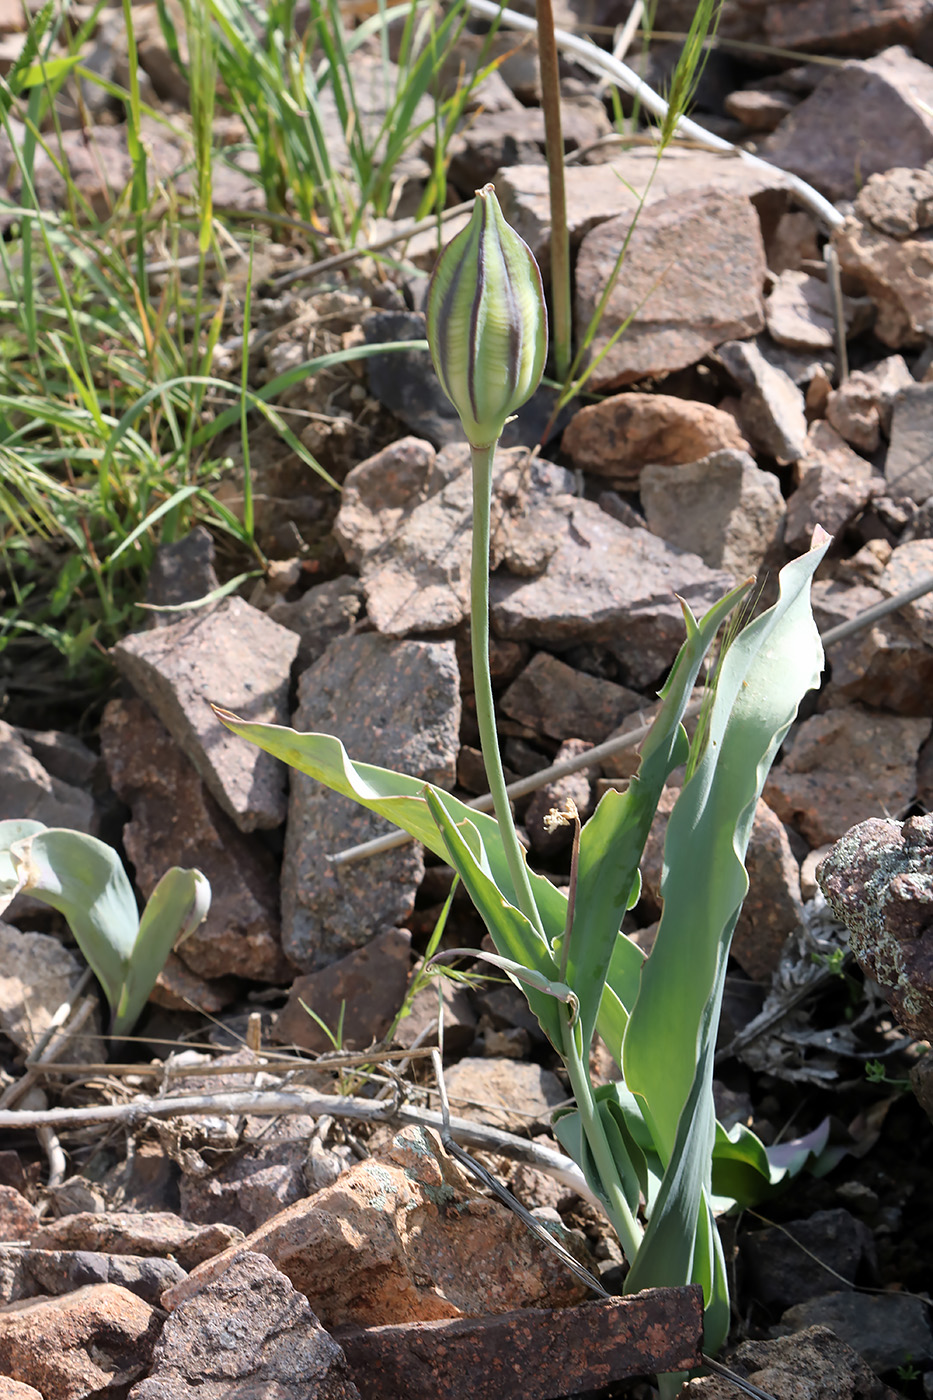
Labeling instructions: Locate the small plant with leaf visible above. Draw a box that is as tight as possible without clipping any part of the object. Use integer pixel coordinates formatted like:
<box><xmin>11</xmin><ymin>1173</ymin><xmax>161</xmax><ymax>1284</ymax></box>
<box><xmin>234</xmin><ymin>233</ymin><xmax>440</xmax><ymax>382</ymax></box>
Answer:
<box><xmin>0</xmin><ymin>820</ymin><xmax>210</xmax><ymax>1036</ymax></box>
<box><xmin>214</xmin><ymin>187</ymin><xmax>831</xmax><ymax>1375</ymax></box>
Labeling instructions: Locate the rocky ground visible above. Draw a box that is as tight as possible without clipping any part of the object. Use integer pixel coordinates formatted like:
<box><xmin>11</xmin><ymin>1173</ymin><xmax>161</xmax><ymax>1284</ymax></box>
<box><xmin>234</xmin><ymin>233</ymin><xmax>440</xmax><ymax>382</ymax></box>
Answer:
<box><xmin>2</xmin><ymin>1</ymin><xmax>933</xmax><ymax>1398</ymax></box>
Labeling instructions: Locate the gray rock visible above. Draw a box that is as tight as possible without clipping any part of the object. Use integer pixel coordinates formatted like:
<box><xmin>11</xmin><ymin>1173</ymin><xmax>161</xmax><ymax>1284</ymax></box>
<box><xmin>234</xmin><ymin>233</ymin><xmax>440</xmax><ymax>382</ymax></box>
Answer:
<box><xmin>14</xmin><ymin>728</ymin><xmax>99</xmax><ymax>790</ymax></box>
<box><xmin>886</xmin><ymin>383</ymin><xmax>933</xmax><ymax>501</ymax></box>
<box><xmin>524</xmin><ymin>739</ymin><xmax>595</xmax><ymax>858</ymax></box>
<box><xmin>784</xmin><ymin>422</ymin><xmax>876</xmax><ymax>554</ymax></box>
<box><xmin>574</xmin><ymin>187</ymin><xmax>767</xmax><ymax>390</ymax></box>
<box><xmin>0</xmin><ymin>925</ymin><xmax>103</xmax><ymax>1060</ymax></box>
<box><xmin>879</xmin><ymin>539</ymin><xmax>933</xmax><ymax>647</ymax></box>
<box><xmin>489</xmin><ymin>497</ymin><xmax>734</xmax><ymax>689</ymax></box>
<box><xmin>855</xmin><ymin>165</ymin><xmax>933</xmax><ymax>240</ymax></box>
<box><xmin>272</xmin><ymin>927</ymin><xmax>412</xmax><ymax>1051</ymax></box>
<box><xmin>99</xmin><ymin>698</ymin><xmax>291</xmax><ymax>985</ymax></box>
<box><xmin>761</xmin><ymin>47</ymin><xmax>933</xmax><ymax>201</ymax></box>
<box><xmin>335</xmin><ymin>440</ymin><xmax>574</xmax><ymax>639</ymax></box>
<box><xmin>395</xmin><ymin>977</ymin><xmax>477</xmax><ymax>1054</ymax></box>
<box><xmin>781</xmin><ymin>1291</ymin><xmax>933</xmax><ymax>1376</ymax></box>
<box><xmin>20</xmin><ymin>1251</ymin><xmax>186</xmax><ymax>1309</ymax></box>
<box><xmin>143</xmin><ymin>526</ymin><xmax>219</xmax><ymax>624</ymax></box>
<box><xmin>835</xmin><ymin>198</ymin><xmax>933</xmax><ymax>349</ymax></box>
<box><xmin>268</xmin><ymin>576</ymin><xmax>364</xmax><ymax>674</ymax></box>
<box><xmin>741</xmin><ymin>1208</ymin><xmax>875</xmax><ymax>1313</ymax></box>
<box><xmin>129</xmin><ymin>1251</ymin><xmax>361</xmax><ymax>1400</ymax></box>
<box><xmin>716</xmin><ymin>339</ymin><xmax>809</xmax><ymax>462</ymax></box>
<box><xmin>111</xmin><ymin>598</ymin><xmax>299</xmax><ymax>832</ymax></box>
<box><xmin>641</xmin><ymin>449</ymin><xmax>785</xmax><ymax>582</ymax></box>
<box><xmin>681</xmin><ymin>1325</ymin><xmax>893</xmax><ymax>1400</ymax></box>
<box><xmin>766</xmin><ymin>270</ymin><xmax>871</xmax><ymax>352</ymax></box>
<box><xmin>0</xmin><ymin>720</ymin><xmax>96</xmax><ymax>833</ymax></box>
<box><xmin>500</xmin><ymin>652</ymin><xmax>643</xmax><ymax>744</ymax></box>
<box><xmin>281</xmin><ymin>634</ymin><xmax>460</xmax><ymax>969</ymax></box>
<box><xmin>178</xmin><ymin>1123</ymin><xmax>327</xmax><ymax>1233</ymax></box>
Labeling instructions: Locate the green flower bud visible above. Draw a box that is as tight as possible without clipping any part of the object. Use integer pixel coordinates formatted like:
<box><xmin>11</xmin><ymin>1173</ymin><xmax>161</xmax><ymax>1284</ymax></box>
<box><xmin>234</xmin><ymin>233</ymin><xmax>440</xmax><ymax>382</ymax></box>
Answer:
<box><xmin>426</xmin><ymin>183</ymin><xmax>548</xmax><ymax>450</ymax></box>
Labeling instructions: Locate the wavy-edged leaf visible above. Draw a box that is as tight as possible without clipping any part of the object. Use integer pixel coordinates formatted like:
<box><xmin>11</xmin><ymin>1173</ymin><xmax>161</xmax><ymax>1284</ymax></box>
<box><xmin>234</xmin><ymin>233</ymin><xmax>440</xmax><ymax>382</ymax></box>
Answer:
<box><xmin>624</xmin><ymin>535</ymin><xmax>830</xmax><ymax>1162</ymax></box>
<box><xmin>423</xmin><ymin>790</ymin><xmax>563</xmax><ymax>1045</ymax></box>
<box><xmin>212</xmin><ymin>707</ymin><xmax>569</xmax><ymax>947</ymax></box>
<box><xmin>5</xmin><ymin>827</ymin><xmax>140</xmax><ymax>1011</ymax></box>
<box><xmin>113</xmin><ymin>868</ymin><xmax>211</xmax><ymax>1036</ymax></box>
<box><xmin>570</xmin><ymin>579</ymin><xmax>752</xmax><ymax>1051</ymax></box>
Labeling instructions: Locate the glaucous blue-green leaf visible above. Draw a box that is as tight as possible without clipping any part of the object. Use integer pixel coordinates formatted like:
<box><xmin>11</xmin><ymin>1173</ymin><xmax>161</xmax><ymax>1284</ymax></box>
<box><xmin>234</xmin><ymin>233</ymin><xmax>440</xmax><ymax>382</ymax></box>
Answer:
<box><xmin>112</xmin><ymin>867</ymin><xmax>212</xmax><ymax>1036</ymax></box>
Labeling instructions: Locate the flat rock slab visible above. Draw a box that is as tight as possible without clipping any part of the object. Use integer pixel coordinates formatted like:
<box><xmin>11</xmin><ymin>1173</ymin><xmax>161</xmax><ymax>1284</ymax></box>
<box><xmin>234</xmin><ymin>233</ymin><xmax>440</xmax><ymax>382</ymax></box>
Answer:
<box><xmin>130</xmin><ymin>1251</ymin><xmax>361</xmax><ymax>1400</ymax></box>
<box><xmin>29</xmin><ymin>1212</ymin><xmax>243</xmax><ymax>1273</ymax></box>
<box><xmin>489</xmin><ymin>497</ymin><xmax>734</xmax><ymax>689</ymax></box>
<box><xmin>100</xmin><ymin>698</ymin><xmax>291</xmax><ymax>985</ymax></box>
<box><xmin>500</xmin><ymin>652</ymin><xmax>643</xmax><ymax>744</ymax></box>
<box><xmin>282</xmin><ymin>634</ymin><xmax>460</xmax><ymax>970</ymax></box>
<box><xmin>497</xmin><ymin>146</ymin><xmax>792</xmax><ymax>269</ymax></box>
<box><xmin>761</xmin><ymin>47</ymin><xmax>933</xmax><ymax>201</ymax></box>
<box><xmin>273</xmin><ymin>927</ymin><xmax>412</xmax><ymax>1052</ymax></box>
<box><xmin>716</xmin><ymin>338</ymin><xmax>808</xmax><ymax>463</ymax></box>
<box><xmin>111</xmin><ymin>598</ymin><xmax>299</xmax><ymax>832</ymax></box>
<box><xmin>573</xmin><ymin>187</ymin><xmax>766</xmax><ymax>390</ymax></box>
<box><xmin>885</xmin><ymin>382</ymin><xmax>933</xmax><ymax>501</ymax></box>
<box><xmin>336</xmin><ymin>1287</ymin><xmax>703</xmax><ymax>1400</ymax></box>
<box><xmin>641</xmin><ymin>449</ymin><xmax>785</xmax><ymax>583</ymax></box>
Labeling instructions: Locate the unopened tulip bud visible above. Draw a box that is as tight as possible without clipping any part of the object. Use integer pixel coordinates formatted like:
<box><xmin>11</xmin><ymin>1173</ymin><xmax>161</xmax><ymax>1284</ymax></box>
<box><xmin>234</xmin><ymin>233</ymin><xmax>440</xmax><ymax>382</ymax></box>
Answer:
<box><xmin>426</xmin><ymin>183</ymin><xmax>548</xmax><ymax>450</ymax></box>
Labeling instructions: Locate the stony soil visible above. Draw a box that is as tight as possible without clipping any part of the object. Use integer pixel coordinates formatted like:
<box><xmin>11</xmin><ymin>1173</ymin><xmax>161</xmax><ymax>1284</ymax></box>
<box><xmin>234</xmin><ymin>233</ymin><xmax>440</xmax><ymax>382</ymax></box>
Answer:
<box><xmin>2</xmin><ymin>2</ymin><xmax>933</xmax><ymax>1399</ymax></box>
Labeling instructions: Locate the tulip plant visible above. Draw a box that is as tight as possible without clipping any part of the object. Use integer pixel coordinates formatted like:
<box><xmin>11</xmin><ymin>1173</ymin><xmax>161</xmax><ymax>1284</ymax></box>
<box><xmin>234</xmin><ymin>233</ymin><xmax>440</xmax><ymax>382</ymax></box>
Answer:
<box><xmin>216</xmin><ymin>186</ymin><xmax>831</xmax><ymax>1372</ymax></box>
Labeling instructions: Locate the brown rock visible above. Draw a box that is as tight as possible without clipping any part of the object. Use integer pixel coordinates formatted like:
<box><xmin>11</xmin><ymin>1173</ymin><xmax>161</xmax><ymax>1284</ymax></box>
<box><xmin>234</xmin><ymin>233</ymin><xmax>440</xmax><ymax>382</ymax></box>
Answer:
<box><xmin>100</xmin><ymin>698</ymin><xmax>290</xmax><ymax>984</ymax></box>
<box><xmin>0</xmin><ymin>1186</ymin><xmax>37</xmax><ymax>1243</ymax></box>
<box><xmin>766</xmin><ymin>210</ymin><xmax>822</xmax><ymax>276</ymax></box>
<box><xmin>885</xmin><ymin>383</ymin><xmax>933</xmax><ymax>500</ymax></box>
<box><xmin>762</xmin><ymin>705</ymin><xmax>931</xmax><ymax>846</ymax></box>
<box><xmin>490</xmin><ymin>498</ymin><xmax>734</xmax><ymax>689</ymax></box>
<box><xmin>281</xmin><ymin>635</ymin><xmax>460</xmax><ymax>970</ymax></box>
<box><xmin>784</xmin><ymin>422</ymin><xmax>875</xmax><ymax>554</ymax></box>
<box><xmin>0</xmin><ymin>1284</ymin><xmax>162</xmax><ymax>1400</ymax></box>
<box><xmin>764</xmin><ymin>1</ymin><xmax>933</xmax><ymax>57</ymax></box>
<box><xmin>560</xmin><ymin>392</ymin><xmax>750</xmax><ymax>488</ymax></box>
<box><xmin>681</xmin><ymin>1325</ymin><xmax>893</xmax><ymax>1400</ymax></box>
<box><xmin>111</xmin><ymin>598</ymin><xmax>299</xmax><ymax>832</ymax></box>
<box><xmin>129</xmin><ymin>1252</ymin><xmax>361</xmax><ymax>1400</ymax></box>
<box><xmin>337</xmin><ymin>1288</ymin><xmax>704</xmax><ymax>1400</ymax></box>
<box><xmin>835</xmin><ymin>171</ymin><xmax>933</xmax><ymax>348</ymax></box>
<box><xmin>716</xmin><ymin>339</ymin><xmax>809</xmax><ymax>462</ymax></box>
<box><xmin>273</xmin><ymin>927</ymin><xmax>411</xmax><ymax>1052</ymax></box>
<box><xmin>28</xmin><ymin>1212</ymin><xmax>243</xmax><ymax>1272</ymax></box>
<box><xmin>814</xmin><ymin>578</ymin><xmax>933</xmax><ymax>716</ymax></box>
<box><xmin>162</xmin><ymin>1126</ymin><xmax>587</xmax><ymax>1328</ymax></box>
<box><xmin>725</xmin><ymin>87</ymin><xmax>797</xmax><ymax>131</ymax></box>
<box><xmin>0</xmin><ymin>720</ymin><xmax>96</xmax><ymax>833</ymax></box>
<box><xmin>826</xmin><ymin>355</ymin><xmax>913</xmax><ymax>453</ymax></box>
<box><xmin>639</xmin><ymin>794</ymin><xmax>802</xmax><ymax>981</ymax></box>
<box><xmin>394</xmin><ymin>977</ymin><xmax>477</xmax><ymax>1053</ymax></box>
<box><xmin>818</xmin><ymin>812</ymin><xmax>933</xmax><ymax>1039</ymax></box>
<box><xmin>574</xmin><ymin>188</ymin><xmax>767</xmax><ymax>390</ymax></box>
<box><xmin>0</xmin><ymin>1382</ymin><xmax>42</xmax><ymax>1400</ymax></box>
<box><xmin>524</xmin><ymin>739</ymin><xmax>596</xmax><ymax>857</ymax></box>
<box><xmin>434</xmin><ymin>99</ymin><xmax>611</xmax><ymax>192</ymax></box>
<box><xmin>497</xmin><ymin>147</ymin><xmax>794</xmax><ymax>271</ymax></box>
<box><xmin>500</xmin><ymin>652</ymin><xmax>642</xmax><ymax>744</ymax></box>
<box><xmin>150</xmin><ymin>953</ymin><xmax>236</xmax><ymax>1015</ymax></box>
<box><xmin>333</xmin><ymin>437</ymin><xmax>438</xmax><ymax>567</ymax></box>
<box><xmin>762</xmin><ymin>48</ymin><xmax>933</xmax><ymax>202</ymax></box>
<box><xmin>441</xmin><ymin>1058</ymin><xmax>565</xmax><ymax>1133</ymax></box>
<box><xmin>268</xmin><ymin>575</ymin><xmax>365</xmax><ymax>675</ymax></box>
<box><xmin>878</xmin><ymin>539</ymin><xmax>933</xmax><ymax>645</ymax></box>
<box><xmin>0</xmin><ymin>927</ymin><xmax>101</xmax><ymax>1060</ymax></box>
<box><xmin>641</xmin><ymin>449</ymin><xmax>785</xmax><ymax>581</ymax></box>
<box><xmin>855</xmin><ymin>164</ymin><xmax>933</xmax><ymax>239</ymax></box>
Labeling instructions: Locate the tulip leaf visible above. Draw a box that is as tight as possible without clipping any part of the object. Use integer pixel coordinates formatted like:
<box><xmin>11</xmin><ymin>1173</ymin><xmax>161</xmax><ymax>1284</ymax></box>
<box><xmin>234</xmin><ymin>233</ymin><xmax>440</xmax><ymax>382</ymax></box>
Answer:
<box><xmin>112</xmin><ymin>867</ymin><xmax>212</xmax><ymax>1036</ymax></box>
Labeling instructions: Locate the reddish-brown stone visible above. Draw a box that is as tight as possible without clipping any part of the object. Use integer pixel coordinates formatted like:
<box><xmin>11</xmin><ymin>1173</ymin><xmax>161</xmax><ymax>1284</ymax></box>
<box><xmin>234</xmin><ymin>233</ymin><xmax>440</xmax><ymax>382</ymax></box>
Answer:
<box><xmin>336</xmin><ymin>1287</ymin><xmax>703</xmax><ymax>1400</ymax></box>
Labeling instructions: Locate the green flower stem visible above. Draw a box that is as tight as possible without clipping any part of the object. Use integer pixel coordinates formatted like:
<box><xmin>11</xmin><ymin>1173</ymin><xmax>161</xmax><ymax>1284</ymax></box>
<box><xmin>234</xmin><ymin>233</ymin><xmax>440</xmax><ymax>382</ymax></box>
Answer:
<box><xmin>561</xmin><ymin>1013</ymin><xmax>644</xmax><ymax>1264</ymax></box>
<box><xmin>470</xmin><ymin>444</ymin><xmax>544</xmax><ymax>937</ymax></box>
